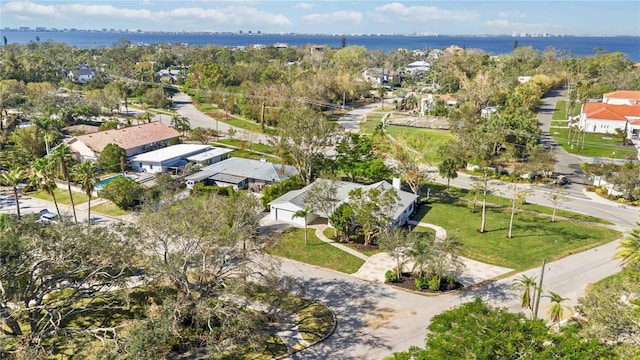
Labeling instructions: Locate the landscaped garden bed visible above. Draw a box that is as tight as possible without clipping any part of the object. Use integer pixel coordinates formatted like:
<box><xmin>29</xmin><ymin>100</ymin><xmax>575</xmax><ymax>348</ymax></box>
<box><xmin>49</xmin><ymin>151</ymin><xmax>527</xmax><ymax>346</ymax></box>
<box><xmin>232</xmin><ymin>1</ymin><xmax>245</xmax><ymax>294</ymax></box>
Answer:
<box><xmin>386</xmin><ymin>272</ymin><xmax>464</xmax><ymax>294</ymax></box>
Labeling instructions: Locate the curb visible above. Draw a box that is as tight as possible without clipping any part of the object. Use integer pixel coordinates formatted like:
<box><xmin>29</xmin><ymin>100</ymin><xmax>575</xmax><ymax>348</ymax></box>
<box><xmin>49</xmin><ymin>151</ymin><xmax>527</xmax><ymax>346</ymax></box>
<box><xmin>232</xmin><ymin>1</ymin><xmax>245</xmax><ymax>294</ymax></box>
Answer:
<box><xmin>273</xmin><ymin>299</ymin><xmax>338</xmax><ymax>360</ymax></box>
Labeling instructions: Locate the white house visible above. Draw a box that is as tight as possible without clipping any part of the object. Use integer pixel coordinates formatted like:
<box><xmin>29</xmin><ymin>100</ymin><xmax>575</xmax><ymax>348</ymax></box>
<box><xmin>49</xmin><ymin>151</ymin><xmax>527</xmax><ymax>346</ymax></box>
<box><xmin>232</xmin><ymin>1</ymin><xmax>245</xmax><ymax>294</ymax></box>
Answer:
<box><xmin>68</xmin><ymin>65</ymin><xmax>95</xmax><ymax>84</ymax></box>
<box><xmin>603</xmin><ymin>90</ymin><xmax>640</xmax><ymax>106</ymax></box>
<box><xmin>130</xmin><ymin>144</ymin><xmax>214</xmax><ymax>174</ymax></box>
<box><xmin>186</xmin><ymin>147</ymin><xmax>233</xmax><ymax>166</ymax></box>
<box><xmin>578</xmin><ymin>102</ymin><xmax>640</xmax><ymax>138</ymax></box>
<box><xmin>420</xmin><ymin>93</ymin><xmax>458</xmax><ymax>116</ymax></box>
<box><xmin>404</xmin><ymin>60</ymin><xmax>431</xmax><ymax>73</ymax></box>
<box><xmin>268</xmin><ymin>178</ymin><xmax>419</xmax><ymax>227</ymax></box>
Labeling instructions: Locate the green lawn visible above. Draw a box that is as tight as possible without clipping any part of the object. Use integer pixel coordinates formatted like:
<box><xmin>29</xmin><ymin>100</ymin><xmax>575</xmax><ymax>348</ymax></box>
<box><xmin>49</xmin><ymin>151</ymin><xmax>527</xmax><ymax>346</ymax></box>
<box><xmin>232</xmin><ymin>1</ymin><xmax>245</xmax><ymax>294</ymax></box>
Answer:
<box><xmin>550</xmin><ymin>127</ymin><xmax>637</xmax><ymax>159</ymax></box>
<box><xmin>385</xmin><ymin>125</ymin><xmax>454</xmax><ymax>163</ymax></box>
<box><xmin>91</xmin><ymin>201</ymin><xmax>131</xmax><ymax>217</ymax></box>
<box><xmin>360</xmin><ymin>110</ymin><xmax>390</xmax><ymax>134</ymax></box>
<box><xmin>227</xmin><ymin>149</ymin><xmax>281</xmax><ymax>162</ymax></box>
<box><xmin>266</xmin><ymin>228</ymin><xmax>365</xmax><ymax>274</ymax></box>
<box><xmin>215</xmin><ymin>138</ymin><xmax>274</xmax><ymax>154</ymax></box>
<box><xmin>413</xmin><ymin>198</ymin><xmax>620</xmax><ymax>270</ymax></box>
<box><xmin>28</xmin><ymin>187</ymin><xmax>91</xmax><ymax>205</ymax></box>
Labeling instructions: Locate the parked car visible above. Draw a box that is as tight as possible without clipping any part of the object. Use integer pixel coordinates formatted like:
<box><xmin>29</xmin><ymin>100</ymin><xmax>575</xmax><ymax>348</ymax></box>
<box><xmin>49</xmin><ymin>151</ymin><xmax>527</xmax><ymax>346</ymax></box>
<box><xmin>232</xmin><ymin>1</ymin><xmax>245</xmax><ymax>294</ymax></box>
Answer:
<box><xmin>37</xmin><ymin>209</ymin><xmax>59</xmax><ymax>224</ymax></box>
<box><xmin>552</xmin><ymin>175</ymin><xmax>571</xmax><ymax>186</ymax></box>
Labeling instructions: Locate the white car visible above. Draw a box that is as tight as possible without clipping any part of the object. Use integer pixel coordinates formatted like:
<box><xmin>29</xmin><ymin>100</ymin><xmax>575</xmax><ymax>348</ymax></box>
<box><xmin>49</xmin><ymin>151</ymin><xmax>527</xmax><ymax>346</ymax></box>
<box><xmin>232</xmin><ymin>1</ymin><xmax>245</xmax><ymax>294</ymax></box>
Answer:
<box><xmin>37</xmin><ymin>209</ymin><xmax>59</xmax><ymax>224</ymax></box>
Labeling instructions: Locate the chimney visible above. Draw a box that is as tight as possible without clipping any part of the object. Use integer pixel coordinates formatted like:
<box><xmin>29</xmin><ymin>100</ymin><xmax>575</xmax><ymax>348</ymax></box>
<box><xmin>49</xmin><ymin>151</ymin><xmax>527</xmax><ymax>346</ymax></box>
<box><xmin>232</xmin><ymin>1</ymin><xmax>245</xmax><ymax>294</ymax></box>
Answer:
<box><xmin>392</xmin><ymin>177</ymin><xmax>401</xmax><ymax>190</ymax></box>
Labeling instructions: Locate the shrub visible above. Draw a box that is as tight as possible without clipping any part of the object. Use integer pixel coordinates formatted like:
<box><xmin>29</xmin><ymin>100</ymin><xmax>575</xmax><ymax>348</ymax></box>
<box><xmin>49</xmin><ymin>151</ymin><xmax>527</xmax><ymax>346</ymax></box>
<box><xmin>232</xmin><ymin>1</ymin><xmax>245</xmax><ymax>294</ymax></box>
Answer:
<box><xmin>415</xmin><ymin>277</ymin><xmax>428</xmax><ymax>290</ymax></box>
<box><xmin>428</xmin><ymin>275</ymin><xmax>441</xmax><ymax>291</ymax></box>
<box><xmin>384</xmin><ymin>270</ymin><xmax>396</xmax><ymax>283</ymax></box>
<box><xmin>617</xmin><ymin>197</ymin><xmax>627</xmax><ymax>203</ymax></box>
<box><xmin>446</xmin><ymin>274</ymin><xmax>457</xmax><ymax>285</ymax></box>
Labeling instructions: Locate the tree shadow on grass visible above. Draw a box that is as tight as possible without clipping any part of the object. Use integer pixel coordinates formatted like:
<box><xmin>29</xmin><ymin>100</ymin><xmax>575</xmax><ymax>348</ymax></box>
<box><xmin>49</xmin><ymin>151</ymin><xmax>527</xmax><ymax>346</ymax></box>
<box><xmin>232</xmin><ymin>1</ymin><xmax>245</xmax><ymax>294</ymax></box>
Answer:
<box><xmin>290</xmin><ymin>277</ymin><xmax>397</xmax><ymax>359</ymax></box>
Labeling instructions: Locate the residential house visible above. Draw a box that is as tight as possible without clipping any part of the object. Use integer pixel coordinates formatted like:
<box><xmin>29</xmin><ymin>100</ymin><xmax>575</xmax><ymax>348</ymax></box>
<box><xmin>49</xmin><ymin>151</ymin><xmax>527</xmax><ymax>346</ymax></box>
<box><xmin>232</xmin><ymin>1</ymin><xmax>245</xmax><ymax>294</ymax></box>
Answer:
<box><xmin>68</xmin><ymin>65</ymin><xmax>95</xmax><ymax>84</ymax></box>
<box><xmin>186</xmin><ymin>147</ymin><xmax>233</xmax><ymax>166</ymax></box>
<box><xmin>404</xmin><ymin>60</ymin><xmax>431</xmax><ymax>74</ymax></box>
<box><xmin>420</xmin><ymin>93</ymin><xmax>458</xmax><ymax>116</ymax></box>
<box><xmin>156</xmin><ymin>68</ymin><xmax>184</xmax><ymax>82</ymax></box>
<box><xmin>130</xmin><ymin>144</ymin><xmax>215</xmax><ymax>174</ymax></box>
<box><xmin>66</xmin><ymin>122</ymin><xmax>181</xmax><ymax>162</ymax></box>
<box><xmin>578</xmin><ymin>101</ymin><xmax>640</xmax><ymax>139</ymax></box>
<box><xmin>603</xmin><ymin>90</ymin><xmax>640</xmax><ymax>106</ymax></box>
<box><xmin>268</xmin><ymin>178</ymin><xmax>419</xmax><ymax>227</ymax></box>
<box><xmin>184</xmin><ymin>157</ymin><xmax>298</xmax><ymax>191</ymax></box>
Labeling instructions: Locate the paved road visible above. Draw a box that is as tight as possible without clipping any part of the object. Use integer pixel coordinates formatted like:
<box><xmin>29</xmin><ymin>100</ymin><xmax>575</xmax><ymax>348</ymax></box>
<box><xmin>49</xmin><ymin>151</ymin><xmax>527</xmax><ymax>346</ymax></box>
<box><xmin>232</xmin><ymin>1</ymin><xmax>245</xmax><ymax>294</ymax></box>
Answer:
<box><xmin>169</xmin><ymin>92</ymin><xmax>272</xmax><ymax>144</ymax></box>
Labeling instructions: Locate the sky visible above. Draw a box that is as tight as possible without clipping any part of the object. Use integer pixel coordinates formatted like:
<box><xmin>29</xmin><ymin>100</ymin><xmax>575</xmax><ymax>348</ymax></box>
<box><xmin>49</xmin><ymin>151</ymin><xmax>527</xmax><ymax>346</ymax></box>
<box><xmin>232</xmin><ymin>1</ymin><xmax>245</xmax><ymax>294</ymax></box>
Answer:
<box><xmin>1</xmin><ymin>1</ymin><xmax>639</xmax><ymax>36</ymax></box>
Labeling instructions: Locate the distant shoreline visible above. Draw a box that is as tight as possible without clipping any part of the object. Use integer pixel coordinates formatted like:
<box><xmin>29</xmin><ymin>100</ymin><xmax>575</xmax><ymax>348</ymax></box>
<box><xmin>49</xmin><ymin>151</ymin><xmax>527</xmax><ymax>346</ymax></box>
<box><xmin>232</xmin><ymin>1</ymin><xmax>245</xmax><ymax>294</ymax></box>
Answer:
<box><xmin>2</xmin><ymin>30</ymin><xmax>639</xmax><ymax>62</ymax></box>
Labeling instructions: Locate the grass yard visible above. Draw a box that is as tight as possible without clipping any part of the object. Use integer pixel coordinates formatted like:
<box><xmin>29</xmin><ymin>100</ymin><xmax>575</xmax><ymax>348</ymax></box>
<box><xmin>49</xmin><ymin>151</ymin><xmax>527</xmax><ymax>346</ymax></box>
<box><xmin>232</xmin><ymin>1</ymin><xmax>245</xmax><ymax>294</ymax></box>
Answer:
<box><xmin>413</xmin><ymin>198</ymin><xmax>620</xmax><ymax>270</ymax></box>
<box><xmin>360</xmin><ymin>110</ymin><xmax>390</xmax><ymax>134</ymax></box>
<box><xmin>91</xmin><ymin>201</ymin><xmax>131</xmax><ymax>217</ymax></box>
<box><xmin>266</xmin><ymin>228</ymin><xmax>365</xmax><ymax>274</ymax></box>
<box><xmin>215</xmin><ymin>138</ymin><xmax>274</xmax><ymax>154</ymax></box>
<box><xmin>385</xmin><ymin>125</ymin><xmax>454</xmax><ymax>163</ymax></box>
<box><xmin>550</xmin><ymin>127</ymin><xmax>637</xmax><ymax>159</ymax></box>
<box><xmin>228</xmin><ymin>149</ymin><xmax>281</xmax><ymax>162</ymax></box>
<box><xmin>28</xmin><ymin>187</ymin><xmax>91</xmax><ymax>205</ymax></box>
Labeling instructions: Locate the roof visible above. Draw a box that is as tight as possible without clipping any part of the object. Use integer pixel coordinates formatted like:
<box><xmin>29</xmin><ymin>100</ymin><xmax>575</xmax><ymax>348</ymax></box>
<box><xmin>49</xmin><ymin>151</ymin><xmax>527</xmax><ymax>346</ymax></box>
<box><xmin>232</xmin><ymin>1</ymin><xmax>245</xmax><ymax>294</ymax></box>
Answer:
<box><xmin>73</xmin><ymin>122</ymin><xmax>180</xmax><ymax>153</ymax></box>
<box><xmin>269</xmin><ymin>179</ymin><xmax>419</xmax><ymax>220</ymax></box>
<box><xmin>186</xmin><ymin>147</ymin><xmax>234</xmax><ymax>162</ymax></box>
<box><xmin>131</xmin><ymin>144</ymin><xmax>212</xmax><ymax>163</ymax></box>
<box><xmin>422</xmin><ymin>93</ymin><xmax>458</xmax><ymax>103</ymax></box>
<box><xmin>210</xmin><ymin>173</ymin><xmax>247</xmax><ymax>184</ymax></box>
<box><xmin>187</xmin><ymin>158</ymin><xmax>298</xmax><ymax>183</ymax></box>
<box><xmin>583</xmin><ymin>102</ymin><xmax>640</xmax><ymax>121</ymax></box>
<box><xmin>603</xmin><ymin>90</ymin><xmax>640</xmax><ymax>101</ymax></box>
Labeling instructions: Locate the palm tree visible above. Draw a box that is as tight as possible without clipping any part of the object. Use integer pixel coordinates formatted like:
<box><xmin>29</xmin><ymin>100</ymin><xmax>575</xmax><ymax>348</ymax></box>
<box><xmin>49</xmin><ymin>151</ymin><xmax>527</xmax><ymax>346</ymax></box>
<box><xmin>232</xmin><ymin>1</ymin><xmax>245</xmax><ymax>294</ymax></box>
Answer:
<box><xmin>72</xmin><ymin>160</ymin><xmax>97</xmax><ymax>227</ymax></box>
<box><xmin>377</xmin><ymin>84</ymin><xmax>387</xmax><ymax>109</ymax></box>
<box><xmin>512</xmin><ymin>274</ymin><xmax>538</xmax><ymax>317</ymax></box>
<box><xmin>438</xmin><ymin>158</ymin><xmax>458</xmax><ymax>190</ymax></box>
<box><xmin>544</xmin><ymin>291</ymin><xmax>571</xmax><ymax>325</ymax></box>
<box><xmin>0</xmin><ymin>167</ymin><xmax>25</xmax><ymax>219</ymax></box>
<box><xmin>293</xmin><ymin>207</ymin><xmax>310</xmax><ymax>246</ymax></box>
<box><xmin>30</xmin><ymin>157</ymin><xmax>61</xmax><ymax>218</ymax></box>
<box><xmin>615</xmin><ymin>224</ymin><xmax>640</xmax><ymax>267</ymax></box>
<box><xmin>51</xmin><ymin>144</ymin><xmax>78</xmax><ymax>224</ymax></box>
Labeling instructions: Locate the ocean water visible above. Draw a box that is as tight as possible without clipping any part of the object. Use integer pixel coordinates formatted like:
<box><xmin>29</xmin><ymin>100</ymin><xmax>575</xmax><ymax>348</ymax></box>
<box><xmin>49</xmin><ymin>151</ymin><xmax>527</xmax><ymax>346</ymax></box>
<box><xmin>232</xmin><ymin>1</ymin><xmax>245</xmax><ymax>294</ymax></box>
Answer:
<box><xmin>1</xmin><ymin>30</ymin><xmax>639</xmax><ymax>62</ymax></box>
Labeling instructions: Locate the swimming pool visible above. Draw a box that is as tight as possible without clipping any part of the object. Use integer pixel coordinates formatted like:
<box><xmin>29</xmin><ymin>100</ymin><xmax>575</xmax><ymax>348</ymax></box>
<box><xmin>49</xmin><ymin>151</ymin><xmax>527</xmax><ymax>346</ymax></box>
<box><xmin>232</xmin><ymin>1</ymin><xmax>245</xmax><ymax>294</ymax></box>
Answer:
<box><xmin>95</xmin><ymin>174</ymin><xmax>135</xmax><ymax>190</ymax></box>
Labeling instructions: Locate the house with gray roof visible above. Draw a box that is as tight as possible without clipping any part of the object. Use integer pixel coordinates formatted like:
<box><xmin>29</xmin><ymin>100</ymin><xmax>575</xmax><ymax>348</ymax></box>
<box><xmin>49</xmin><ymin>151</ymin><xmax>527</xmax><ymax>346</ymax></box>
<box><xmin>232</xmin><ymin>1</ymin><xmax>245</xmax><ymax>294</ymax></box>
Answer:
<box><xmin>184</xmin><ymin>157</ymin><xmax>298</xmax><ymax>191</ymax></box>
<box><xmin>268</xmin><ymin>178</ymin><xmax>418</xmax><ymax>227</ymax></box>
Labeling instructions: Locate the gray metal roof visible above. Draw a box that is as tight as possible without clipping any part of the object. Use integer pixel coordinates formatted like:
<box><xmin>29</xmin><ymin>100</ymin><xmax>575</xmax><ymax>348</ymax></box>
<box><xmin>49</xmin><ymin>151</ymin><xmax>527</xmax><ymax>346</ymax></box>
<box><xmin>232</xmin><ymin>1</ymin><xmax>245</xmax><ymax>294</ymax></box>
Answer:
<box><xmin>269</xmin><ymin>179</ymin><xmax>419</xmax><ymax>220</ymax></box>
<box><xmin>210</xmin><ymin>173</ymin><xmax>247</xmax><ymax>184</ymax></box>
<box><xmin>197</xmin><ymin>158</ymin><xmax>297</xmax><ymax>183</ymax></box>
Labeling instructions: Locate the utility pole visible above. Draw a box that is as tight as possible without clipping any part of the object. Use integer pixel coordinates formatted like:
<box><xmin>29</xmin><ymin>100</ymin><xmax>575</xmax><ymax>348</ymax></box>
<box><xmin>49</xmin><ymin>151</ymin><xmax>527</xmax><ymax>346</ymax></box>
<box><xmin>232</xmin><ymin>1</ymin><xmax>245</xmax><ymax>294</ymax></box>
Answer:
<box><xmin>533</xmin><ymin>258</ymin><xmax>547</xmax><ymax>320</ymax></box>
<box><xmin>260</xmin><ymin>102</ymin><xmax>266</xmax><ymax>130</ymax></box>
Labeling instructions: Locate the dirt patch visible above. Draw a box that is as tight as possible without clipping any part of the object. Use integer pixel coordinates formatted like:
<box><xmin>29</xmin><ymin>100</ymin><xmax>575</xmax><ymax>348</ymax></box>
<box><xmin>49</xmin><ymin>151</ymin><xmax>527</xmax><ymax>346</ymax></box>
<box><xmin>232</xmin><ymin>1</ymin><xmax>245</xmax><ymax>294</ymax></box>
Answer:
<box><xmin>386</xmin><ymin>114</ymin><xmax>450</xmax><ymax>129</ymax></box>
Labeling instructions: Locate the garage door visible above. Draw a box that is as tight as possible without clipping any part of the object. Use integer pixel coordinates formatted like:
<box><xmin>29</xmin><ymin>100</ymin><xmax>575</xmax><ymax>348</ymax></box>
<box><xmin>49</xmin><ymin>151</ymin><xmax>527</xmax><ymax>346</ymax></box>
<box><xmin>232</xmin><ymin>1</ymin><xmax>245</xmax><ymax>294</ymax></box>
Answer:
<box><xmin>273</xmin><ymin>207</ymin><xmax>296</xmax><ymax>222</ymax></box>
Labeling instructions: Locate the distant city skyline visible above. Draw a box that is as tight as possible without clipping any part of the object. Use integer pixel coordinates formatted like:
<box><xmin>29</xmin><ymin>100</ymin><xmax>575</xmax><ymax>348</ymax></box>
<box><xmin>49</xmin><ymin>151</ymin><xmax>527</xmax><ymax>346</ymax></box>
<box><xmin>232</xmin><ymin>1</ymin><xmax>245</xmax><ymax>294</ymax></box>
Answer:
<box><xmin>1</xmin><ymin>1</ymin><xmax>639</xmax><ymax>37</ymax></box>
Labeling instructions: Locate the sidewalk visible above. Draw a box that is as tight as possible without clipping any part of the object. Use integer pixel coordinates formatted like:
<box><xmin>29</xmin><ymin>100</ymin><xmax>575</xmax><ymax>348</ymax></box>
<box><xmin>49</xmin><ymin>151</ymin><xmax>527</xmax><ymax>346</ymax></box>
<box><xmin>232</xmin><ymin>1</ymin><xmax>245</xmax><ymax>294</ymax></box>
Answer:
<box><xmin>262</xmin><ymin>215</ymin><xmax>514</xmax><ymax>287</ymax></box>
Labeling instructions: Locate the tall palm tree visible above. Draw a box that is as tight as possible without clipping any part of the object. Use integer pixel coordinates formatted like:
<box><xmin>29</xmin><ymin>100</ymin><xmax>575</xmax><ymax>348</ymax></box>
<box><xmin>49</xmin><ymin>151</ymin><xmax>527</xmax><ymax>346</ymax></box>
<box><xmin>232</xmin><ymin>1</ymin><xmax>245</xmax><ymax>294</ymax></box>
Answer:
<box><xmin>377</xmin><ymin>84</ymin><xmax>387</xmax><ymax>109</ymax></box>
<box><xmin>51</xmin><ymin>144</ymin><xmax>78</xmax><ymax>224</ymax></box>
<box><xmin>30</xmin><ymin>157</ymin><xmax>61</xmax><ymax>218</ymax></box>
<box><xmin>512</xmin><ymin>274</ymin><xmax>538</xmax><ymax>317</ymax></box>
<box><xmin>615</xmin><ymin>224</ymin><xmax>640</xmax><ymax>267</ymax></box>
<box><xmin>0</xmin><ymin>167</ymin><xmax>25</xmax><ymax>219</ymax></box>
<box><xmin>293</xmin><ymin>207</ymin><xmax>310</xmax><ymax>246</ymax></box>
<box><xmin>544</xmin><ymin>291</ymin><xmax>571</xmax><ymax>325</ymax></box>
<box><xmin>72</xmin><ymin>160</ymin><xmax>97</xmax><ymax>227</ymax></box>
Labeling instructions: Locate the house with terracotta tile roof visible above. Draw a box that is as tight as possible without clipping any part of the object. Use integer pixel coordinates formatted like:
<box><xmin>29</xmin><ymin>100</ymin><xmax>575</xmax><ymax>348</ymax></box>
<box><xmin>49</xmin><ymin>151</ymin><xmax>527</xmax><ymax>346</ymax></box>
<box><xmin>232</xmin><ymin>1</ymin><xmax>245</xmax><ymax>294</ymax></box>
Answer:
<box><xmin>603</xmin><ymin>90</ymin><xmax>640</xmax><ymax>106</ymax></box>
<box><xmin>66</xmin><ymin>122</ymin><xmax>181</xmax><ymax>162</ymax></box>
<box><xmin>578</xmin><ymin>102</ymin><xmax>640</xmax><ymax>139</ymax></box>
